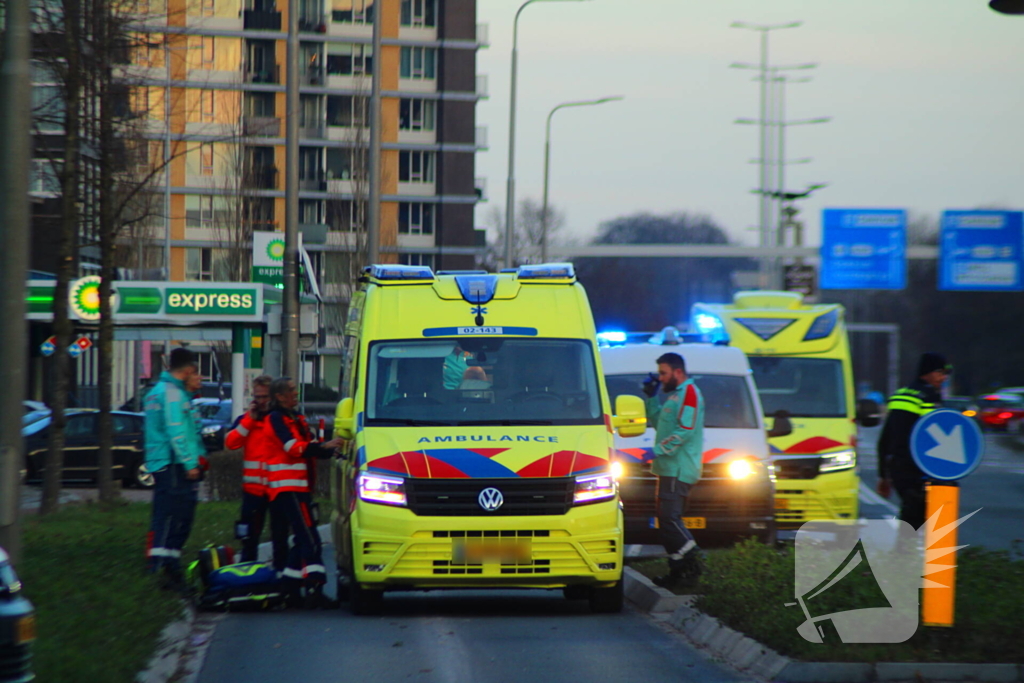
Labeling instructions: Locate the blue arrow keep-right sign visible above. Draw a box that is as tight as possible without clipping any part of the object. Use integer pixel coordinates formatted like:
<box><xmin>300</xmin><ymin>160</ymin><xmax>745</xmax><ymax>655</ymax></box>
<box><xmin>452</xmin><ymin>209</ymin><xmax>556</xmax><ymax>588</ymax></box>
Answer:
<box><xmin>910</xmin><ymin>409</ymin><xmax>985</xmax><ymax>480</ymax></box>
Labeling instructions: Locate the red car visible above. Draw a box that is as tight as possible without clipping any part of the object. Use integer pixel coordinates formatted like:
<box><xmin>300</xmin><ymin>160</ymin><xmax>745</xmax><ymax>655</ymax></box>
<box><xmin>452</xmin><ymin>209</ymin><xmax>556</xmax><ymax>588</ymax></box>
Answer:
<box><xmin>975</xmin><ymin>393</ymin><xmax>1024</xmax><ymax>431</ymax></box>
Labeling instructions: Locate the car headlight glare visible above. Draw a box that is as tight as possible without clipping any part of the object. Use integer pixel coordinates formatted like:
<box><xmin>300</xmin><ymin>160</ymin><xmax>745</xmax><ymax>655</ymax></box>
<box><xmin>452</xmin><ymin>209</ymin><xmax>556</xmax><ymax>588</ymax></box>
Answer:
<box><xmin>610</xmin><ymin>460</ymin><xmax>624</xmax><ymax>481</ymax></box>
<box><xmin>728</xmin><ymin>459</ymin><xmax>755</xmax><ymax>480</ymax></box>
<box><xmin>201</xmin><ymin>425</ymin><xmax>220</xmax><ymax>436</ymax></box>
<box><xmin>357</xmin><ymin>473</ymin><xmax>407</xmax><ymax>506</ymax></box>
<box><xmin>819</xmin><ymin>450</ymin><xmax>856</xmax><ymax>472</ymax></box>
<box><xmin>574</xmin><ymin>472</ymin><xmax>616</xmax><ymax>504</ymax></box>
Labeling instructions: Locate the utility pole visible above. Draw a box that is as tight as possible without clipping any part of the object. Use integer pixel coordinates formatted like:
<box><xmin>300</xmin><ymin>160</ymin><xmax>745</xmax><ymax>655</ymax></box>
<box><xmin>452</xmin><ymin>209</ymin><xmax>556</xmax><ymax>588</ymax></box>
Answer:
<box><xmin>0</xmin><ymin>0</ymin><xmax>32</xmax><ymax>562</ymax></box>
<box><xmin>366</xmin><ymin>0</ymin><xmax>382</xmax><ymax>265</ymax></box>
<box><xmin>283</xmin><ymin>0</ymin><xmax>300</xmax><ymax>379</ymax></box>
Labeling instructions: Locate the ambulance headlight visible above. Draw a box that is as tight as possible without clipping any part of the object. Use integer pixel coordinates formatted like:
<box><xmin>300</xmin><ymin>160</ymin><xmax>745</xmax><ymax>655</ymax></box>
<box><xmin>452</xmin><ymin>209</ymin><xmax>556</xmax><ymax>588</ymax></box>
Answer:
<box><xmin>357</xmin><ymin>473</ymin><xmax>407</xmax><ymax>506</ymax></box>
<box><xmin>728</xmin><ymin>459</ymin><xmax>755</xmax><ymax>480</ymax></box>
<box><xmin>574</xmin><ymin>472</ymin><xmax>616</xmax><ymax>504</ymax></box>
<box><xmin>819</xmin><ymin>450</ymin><xmax>856</xmax><ymax>472</ymax></box>
<box><xmin>610</xmin><ymin>460</ymin><xmax>624</xmax><ymax>481</ymax></box>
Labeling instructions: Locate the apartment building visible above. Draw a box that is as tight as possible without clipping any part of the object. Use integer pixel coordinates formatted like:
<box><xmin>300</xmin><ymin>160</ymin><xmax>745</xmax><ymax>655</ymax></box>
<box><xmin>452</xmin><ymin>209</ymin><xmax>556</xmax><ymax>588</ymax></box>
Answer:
<box><xmin>132</xmin><ymin>0</ymin><xmax>487</xmax><ymax>283</ymax></box>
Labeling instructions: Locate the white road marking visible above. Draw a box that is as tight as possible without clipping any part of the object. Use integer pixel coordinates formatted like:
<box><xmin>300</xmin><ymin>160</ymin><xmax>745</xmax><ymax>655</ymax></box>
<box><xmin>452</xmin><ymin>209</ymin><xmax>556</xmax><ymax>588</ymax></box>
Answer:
<box><xmin>859</xmin><ymin>481</ymin><xmax>899</xmax><ymax>515</ymax></box>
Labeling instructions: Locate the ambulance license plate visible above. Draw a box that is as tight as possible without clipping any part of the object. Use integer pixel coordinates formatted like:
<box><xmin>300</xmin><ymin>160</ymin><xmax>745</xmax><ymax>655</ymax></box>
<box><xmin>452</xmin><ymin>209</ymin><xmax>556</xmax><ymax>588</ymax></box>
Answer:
<box><xmin>682</xmin><ymin>517</ymin><xmax>706</xmax><ymax>529</ymax></box>
<box><xmin>453</xmin><ymin>540</ymin><xmax>531</xmax><ymax>564</ymax></box>
<box><xmin>774</xmin><ymin>498</ymin><xmax>789</xmax><ymax>509</ymax></box>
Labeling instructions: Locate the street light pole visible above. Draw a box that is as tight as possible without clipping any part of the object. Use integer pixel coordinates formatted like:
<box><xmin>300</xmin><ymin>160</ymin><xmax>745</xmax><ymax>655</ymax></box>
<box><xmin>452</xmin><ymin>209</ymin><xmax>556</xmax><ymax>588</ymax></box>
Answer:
<box><xmin>541</xmin><ymin>96</ymin><xmax>623</xmax><ymax>262</ymax></box>
<box><xmin>283</xmin><ymin>0</ymin><xmax>300</xmax><ymax>380</ymax></box>
<box><xmin>504</xmin><ymin>0</ymin><xmax>589</xmax><ymax>270</ymax></box>
<box><xmin>730</xmin><ymin>21</ymin><xmax>801</xmax><ymax>288</ymax></box>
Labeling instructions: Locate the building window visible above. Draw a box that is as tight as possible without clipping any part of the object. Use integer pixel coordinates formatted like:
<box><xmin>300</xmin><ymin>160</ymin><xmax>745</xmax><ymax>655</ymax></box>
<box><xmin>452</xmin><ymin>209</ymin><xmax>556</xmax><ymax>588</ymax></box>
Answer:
<box><xmin>326</xmin><ymin>43</ymin><xmax>372</xmax><ymax>76</ymax></box>
<box><xmin>327</xmin><ymin>95</ymin><xmax>367</xmax><ymax>127</ymax></box>
<box><xmin>327</xmin><ymin>199</ymin><xmax>361</xmax><ymax>232</ymax></box>
<box><xmin>186</xmin><ymin>196</ymin><xmax>215</xmax><ymax>228</ymax></box>
<box><xmin>398</xmin><ymin>202</ymin><xmax>434</xmax><ymax>235</ymax></box>
<box><xmin>399</xmin><ymin>98</ymin><xmax>434</xmax><ymax>132</ymax></box>
<box><xmin>300</xmin><ymin>199</ymin><xmax>324</xmax><ymax>224</ymax></box>
<box><xmin>332</xmin><ymin>0</ymin><xmax>372</xmax><ymax>23</ymax></box>
<box><xmin>201</xmin><ymin>0</ymin><xmax>215</xmax><ymax>16</ymax></box>
<box><xmin>399</xmin><ymin>253</ymin><xmax>434</xmax><ymax>269</ymax></box>
<box><xmin>398</xmin><ymin>151</ymin><xmax>435</xmax><ymax>183</ymax></box>
<box><xmin>399</xmin><ymin>46</ymin><xmax>436</xmax><ymax>80</ymax></box>
<box><xmin>30</xmin><ymin>159</ymin><xmax>60</xmax><ymax>195</ymax></box>
<box><xmin>32</xmin><ymin>84</ymin><xmax>65</xmax><ymax>133</ymax></box>
<box><xmin>400</xmin><ymin>0</ymin><xmax>434</xmax><ymax>28</ymax></box>
<box><xmin>201</xmin><ymin>90</ymin><xmax>215</xmax><ymax>120</ymax></box>
<box><xmin>185</xmin><ymin>247</ymin><xmax>230</xmax><ymax>281</ymax></box>
<box><xmin>200</xmin><ymin>143</ymin><xmax>214</xmax><ymax>175</ymax></box>
<box><xmin>201</xmin><ymin>36</ymin><xmax>215</xmax><ymax>65</ymax></box>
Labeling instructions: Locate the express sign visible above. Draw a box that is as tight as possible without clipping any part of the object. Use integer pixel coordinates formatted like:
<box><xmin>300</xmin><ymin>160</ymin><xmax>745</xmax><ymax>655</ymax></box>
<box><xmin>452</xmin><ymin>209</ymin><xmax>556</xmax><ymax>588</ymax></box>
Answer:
<box><xmin>166</xmin><ymin>289</ymin><xmax>257</xmax><ymax>315</ymax></box>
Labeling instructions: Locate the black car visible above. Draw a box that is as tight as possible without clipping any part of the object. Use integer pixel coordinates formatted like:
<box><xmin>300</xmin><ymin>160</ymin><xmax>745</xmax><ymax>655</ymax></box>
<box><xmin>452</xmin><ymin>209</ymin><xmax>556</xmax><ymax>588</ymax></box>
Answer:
<box><xmin>0</xmin><ymin>547</ymin><xmax>34</xmax><ymax>682</ymax></box>
<box><xmin>22</xmin><ymin>409</ymin><xmax>153</xmax><ymax>488</ymax></box>
<box><xmin>193</xmin><ymin>399</ymin><xmax>235</xmax><ymax>452</ymax></box>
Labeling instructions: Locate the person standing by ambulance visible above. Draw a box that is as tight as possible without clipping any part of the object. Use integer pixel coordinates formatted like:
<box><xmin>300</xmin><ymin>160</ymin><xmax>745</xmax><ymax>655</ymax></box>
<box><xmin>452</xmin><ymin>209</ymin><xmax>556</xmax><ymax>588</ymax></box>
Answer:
<box><xmin>224</xmin><ymin>375</ymin><xmax>289</xmax><ymax>569</ymax></box>
<box><xmin>264</xmin><ymin>377</ymin><xmax>343</xmax><ymax>608</ymax></box>
<box><xmin>642</xmin><ymin>352</ymin><xmax>706</xmax><ymax>587</ymax></box>
<box><xmin>876</xmin><ymin>352</ymin><xmax>951</xmax><ymax>529</ymax></box>
<box><xmin>145</xmin><ymin>348</ymin><xmax>205</xmax><ymax>591</ymax></box>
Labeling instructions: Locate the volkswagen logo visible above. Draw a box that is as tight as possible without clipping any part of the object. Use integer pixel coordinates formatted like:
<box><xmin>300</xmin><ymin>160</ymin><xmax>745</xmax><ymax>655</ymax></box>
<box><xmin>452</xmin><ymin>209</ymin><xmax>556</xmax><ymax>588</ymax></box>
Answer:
<box><xmin>477</xmin><ymin>487</ymin><xmax>504</xmax><ymax>512</ymax></box>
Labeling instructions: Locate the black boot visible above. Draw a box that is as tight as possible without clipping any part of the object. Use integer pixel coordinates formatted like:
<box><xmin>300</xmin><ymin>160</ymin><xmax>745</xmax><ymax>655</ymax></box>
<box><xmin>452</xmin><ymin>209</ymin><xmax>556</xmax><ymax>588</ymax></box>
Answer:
<box><xmin>303</xmin><ymin>585</ymin><xmax>339</xmax><ymax>610</ymax></box>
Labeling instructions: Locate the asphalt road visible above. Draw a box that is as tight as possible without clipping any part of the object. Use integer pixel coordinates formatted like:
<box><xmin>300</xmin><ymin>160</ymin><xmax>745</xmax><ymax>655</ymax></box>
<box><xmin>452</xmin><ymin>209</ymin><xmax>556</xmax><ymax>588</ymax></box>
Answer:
<box><xmin>857</xmin><ymin>426</ymin><xmax>1024</xmax><ymax>551</ymax></box>
<box><xmin>197</xmin><ymin>543</ymin><xmax>750</xmax><ymax>683</ymax></box>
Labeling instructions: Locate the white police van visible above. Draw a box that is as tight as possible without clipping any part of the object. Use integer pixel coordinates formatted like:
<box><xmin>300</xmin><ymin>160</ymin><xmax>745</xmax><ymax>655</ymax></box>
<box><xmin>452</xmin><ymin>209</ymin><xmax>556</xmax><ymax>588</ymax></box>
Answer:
<box><xmin>599</xmin><ymin>329</ymin><xmax>781</xmax><ymax>545</ymax></box>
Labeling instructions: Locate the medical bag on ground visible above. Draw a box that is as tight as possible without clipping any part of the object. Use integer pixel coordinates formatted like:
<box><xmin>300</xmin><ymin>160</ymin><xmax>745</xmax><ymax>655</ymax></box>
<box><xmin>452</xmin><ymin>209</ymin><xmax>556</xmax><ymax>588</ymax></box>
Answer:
<box><xmin>189</xmin><ymin>546</ymin><xmax>286</xmax><ymax>612</ymax></box>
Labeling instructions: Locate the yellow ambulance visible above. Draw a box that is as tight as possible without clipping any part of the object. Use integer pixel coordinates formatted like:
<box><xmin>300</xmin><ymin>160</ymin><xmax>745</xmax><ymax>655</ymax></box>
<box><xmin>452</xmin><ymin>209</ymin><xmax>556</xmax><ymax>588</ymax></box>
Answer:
<box><xmin>692</xmin><ymin>291</ymin><xmax>878</xmax><ymax>530</ymax></box>
<box><xmin>331</xmin><ymin>264</ymin><xmax>645</xmax><ymax>614</ymax></box>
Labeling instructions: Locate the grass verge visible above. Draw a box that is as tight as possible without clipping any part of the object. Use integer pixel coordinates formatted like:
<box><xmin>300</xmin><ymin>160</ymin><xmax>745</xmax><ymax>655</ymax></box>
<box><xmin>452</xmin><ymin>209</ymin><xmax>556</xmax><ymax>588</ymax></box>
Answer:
<box><xmin>628</xmin><ymin>539</ymin><xmax>1024</xmax><ymax>663</ymax></box>
<box><xmin>20</xmin><ymin>499</ymin><xmax>241</xmax><ymax>683</ymax></box>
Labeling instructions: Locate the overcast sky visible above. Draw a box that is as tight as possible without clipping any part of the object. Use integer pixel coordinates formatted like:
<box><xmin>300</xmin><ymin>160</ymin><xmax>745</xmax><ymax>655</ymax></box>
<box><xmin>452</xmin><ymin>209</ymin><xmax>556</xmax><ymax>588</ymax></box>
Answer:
<box><xmin>472</xmin><ymin>0</ymin><xmax>1024</xmax><ymax>247</ymax></box>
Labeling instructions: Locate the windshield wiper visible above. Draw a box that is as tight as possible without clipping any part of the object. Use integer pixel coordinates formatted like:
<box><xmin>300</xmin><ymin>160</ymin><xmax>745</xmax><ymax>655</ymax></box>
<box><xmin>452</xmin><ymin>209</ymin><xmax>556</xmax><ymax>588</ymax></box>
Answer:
<box><xmin>457</xmin><ymin>419</ymin><xmax>555</xmax><ymax>426</ymax></box>
<box><xmin>368</xmin><ymin>419</ymin><xmax>457</xmax><ymax>426</ymax></box>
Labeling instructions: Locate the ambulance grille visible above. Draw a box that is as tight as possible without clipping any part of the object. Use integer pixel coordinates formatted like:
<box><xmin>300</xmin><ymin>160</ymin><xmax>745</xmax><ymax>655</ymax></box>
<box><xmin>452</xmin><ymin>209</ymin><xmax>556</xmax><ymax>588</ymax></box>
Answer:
<box><xmin>774</xmin><ymin>458</ymin><xmax>821</xmax><ymax>480</ymax></box>
<box><xmin>405</xmin><ymin>477</ymin><xmax>575</xmax><ymax>516</ymax></box>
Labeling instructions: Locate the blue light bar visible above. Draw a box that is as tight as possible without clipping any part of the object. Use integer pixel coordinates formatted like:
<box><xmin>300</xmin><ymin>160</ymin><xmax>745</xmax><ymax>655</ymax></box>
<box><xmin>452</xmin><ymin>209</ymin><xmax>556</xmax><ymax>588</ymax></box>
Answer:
<box><xmin>517</xmin><ymin>263</ymin><xmax>575</xmax><ymax>280</ymax></box>
<box><xmin>597</xmin><ymin>331</ymin><xmax>628</xmax><ymax>344</ymax></box>
<box><xmin>803</xmin><ymin>309</ymin><xmax>838</xmax><ymax>341</ymax></box>
<box><xmin>364</xmin><ymin>264</ymin><xmax>435</xmax><ymax>280</ymax></box>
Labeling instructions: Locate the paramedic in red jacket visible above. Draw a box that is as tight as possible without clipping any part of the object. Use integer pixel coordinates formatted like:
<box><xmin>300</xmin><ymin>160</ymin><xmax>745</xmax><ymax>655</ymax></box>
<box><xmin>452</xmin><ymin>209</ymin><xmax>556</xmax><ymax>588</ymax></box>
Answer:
<box><xmin>224</xmin><ymin>374</ymin><xmax>290</xmax><ymax>568</ymax></box>
<box><xmin>265</xmin><ymin>377</ymin><xmax>342</xmax><ymax>607</ymax></box>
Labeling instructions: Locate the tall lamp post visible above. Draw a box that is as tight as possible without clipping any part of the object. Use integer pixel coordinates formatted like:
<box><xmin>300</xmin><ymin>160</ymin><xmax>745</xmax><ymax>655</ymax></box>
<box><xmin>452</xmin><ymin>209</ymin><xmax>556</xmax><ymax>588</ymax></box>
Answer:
<box><xmin>730</xmin><ymin>21</ymin><xmax>801</xmax><ymax>287</ymax></box>
<box><xmin>504</xmin><ymin>0</ymin><xmax>590</xmax><ymax>270</ymax></box>
<box><xmin>541</xmin><ymin>96</ymin><xmax>623</xmax><ymax>262</ymax></box>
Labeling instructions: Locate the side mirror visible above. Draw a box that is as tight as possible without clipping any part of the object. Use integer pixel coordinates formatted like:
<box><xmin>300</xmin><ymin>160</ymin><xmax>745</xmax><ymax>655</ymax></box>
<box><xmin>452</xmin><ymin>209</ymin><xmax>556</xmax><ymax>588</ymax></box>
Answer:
<box><xmin>334</xmin><ymin>397</ymin><xmax>355</xmax><ymax>440</ymax></box>
<box><xmin>612</xmin><ymin>394</ymin><xmax>647</xmax><ymax>438</ymax></box>
<box><xmin>767</xmin><ymin>410</ymin><xmax>793</xmax><ymax>439</ymax></box>
<box><xmin>856</xmin><ymin>398</ymin><xmax>881</xmax><ymax>428</ymax></box>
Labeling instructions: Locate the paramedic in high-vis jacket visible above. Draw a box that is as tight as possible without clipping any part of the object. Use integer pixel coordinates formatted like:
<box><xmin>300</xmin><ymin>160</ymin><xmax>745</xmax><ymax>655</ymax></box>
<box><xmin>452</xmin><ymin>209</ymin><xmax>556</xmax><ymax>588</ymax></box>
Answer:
<box><xmin>642</xmin><ymin>352</ymin><xmax>706</xmax><ymax>587</ymax></box>
<box><xmin>144</xmin><ymin>348</ymin><xmax>206</xmax><ymax>591</ymax></box>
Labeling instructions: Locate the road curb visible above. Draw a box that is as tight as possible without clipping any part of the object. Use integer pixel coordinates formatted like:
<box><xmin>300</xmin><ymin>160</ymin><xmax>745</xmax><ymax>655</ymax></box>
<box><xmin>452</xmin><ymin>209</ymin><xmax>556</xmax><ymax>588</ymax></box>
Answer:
<box><xmin>623</xmin><ymin>567</ymin><xmax>1023</xmax><ymax>682</ymax></box>
<box><xmin>136</xmin><ymin>603</ymin><xmax>195</xmax><ymax>683</ymax></box>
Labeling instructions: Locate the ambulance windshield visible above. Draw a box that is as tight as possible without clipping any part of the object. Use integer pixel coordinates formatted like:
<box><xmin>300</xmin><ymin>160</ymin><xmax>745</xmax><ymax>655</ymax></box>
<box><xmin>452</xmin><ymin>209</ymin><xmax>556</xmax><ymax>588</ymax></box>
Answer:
<box><xmin>365</xmin><ymin>338</ymin><xmax>604</xmax><ymax>426</ymax></box>
<box><xmin>748</xmin><ymin>357</ymin><xmax>847</xmax><ymax>418</ymax></box>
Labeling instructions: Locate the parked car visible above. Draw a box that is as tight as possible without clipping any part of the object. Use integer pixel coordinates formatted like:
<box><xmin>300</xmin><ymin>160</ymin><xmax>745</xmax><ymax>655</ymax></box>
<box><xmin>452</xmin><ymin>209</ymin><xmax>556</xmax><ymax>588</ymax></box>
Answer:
<box><xmin>975</xmin><ymin>393</ymin><xmax>1024</xmax><ymax>431</ymax></box>
<box><xmin>942</xmin><ymin>395</ymin><xmax>979</xmax><ymax>419</ymax></box>
<box><xmin>0</xmin><ymin>546</ymin><xmax>34</xmax><ymax>682</ymax></box>
<box><xmin>193</xmin><ymin>398</ymin><xmax>234</xmax><ymax>451</ymax></box>
<box><xmin>118</xmin><ymin>381</ymin><xmax>232</xmax><ymax>411</ymax></box>
<box><xmin>22</xmin><ymin>400</ymin><xmax>47</xmax><ymax>414</ymax></box>
<box><xmin>21</xmin><ymin>409</ymin><xmax>153</xmax><ymax>488</ymax></box>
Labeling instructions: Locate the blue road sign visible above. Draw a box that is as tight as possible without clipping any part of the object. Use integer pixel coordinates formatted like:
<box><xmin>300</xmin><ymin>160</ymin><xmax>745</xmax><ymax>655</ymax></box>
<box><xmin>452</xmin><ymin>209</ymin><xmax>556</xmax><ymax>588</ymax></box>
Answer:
<box><xmin>939</xmin><ymin>210</ymin><xmax>1024</xmax><ymax>291</ymax></box>
<box><xmin>910</xmin><ymin>409</ymin><xmax>984</xmax><ymax>481</ymax></box>
<box><xmin>821</xmin><ymin>209</ymin><xmax>906</xmax><ymax>290</ymax></box>
<box><xmin>67</xmin><ymin>344</ymin><xmax>82</xmax><ymax>359</ymax></box>
<box><xmin>40</xmin><ymin>341</ymin><xmax>55</xmax><ymax>357</ymax></box>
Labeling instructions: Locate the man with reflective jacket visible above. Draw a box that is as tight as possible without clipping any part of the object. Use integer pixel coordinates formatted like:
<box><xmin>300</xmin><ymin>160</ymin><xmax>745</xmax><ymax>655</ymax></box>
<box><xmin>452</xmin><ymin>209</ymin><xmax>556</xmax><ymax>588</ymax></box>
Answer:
<box><xmin>264</xmin><ymin>377</ymin><xmax>343</xmax><ymax>608</ymax></box>
<box><xmin>144</xmin><ymin>348</ymin><xmax>205</xmax><ymax>591</ymax></box>
<box><xmin>642</xmin><ymin>352</ymin><xmax>706</xmax><ymax>587</ymax></box>
<box><xmin>877</xmin><ymin>352</ymin><xmax>951</xmax><ymax>528</ymax></box>
<box><xmin>224</xmin><ymin>374</ymin><xmax>289</xmax><ymax>568</ymax></box>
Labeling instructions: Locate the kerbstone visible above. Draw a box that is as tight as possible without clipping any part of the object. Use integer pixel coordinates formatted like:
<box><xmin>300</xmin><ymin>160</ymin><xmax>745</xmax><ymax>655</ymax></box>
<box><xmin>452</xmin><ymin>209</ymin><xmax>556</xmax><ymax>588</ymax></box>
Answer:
<box><xmin>876</xmin><ymin>662</ymin><xmax>1019</xmax><ymax>682</ymax></box>
<box><xmin>773</xmin><ymin>662</ymin><xmax>874</xmax><ymax>683</ymax></box>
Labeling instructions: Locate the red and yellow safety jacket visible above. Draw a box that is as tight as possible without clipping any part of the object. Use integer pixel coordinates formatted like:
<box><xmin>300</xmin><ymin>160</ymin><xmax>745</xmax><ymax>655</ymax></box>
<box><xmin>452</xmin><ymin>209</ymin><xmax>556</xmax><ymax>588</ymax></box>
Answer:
<box><xmin>265</xmin><ymin>408</ymin><xmax>333</xmax><ymax>499</ymax></box>
<box><xmin>225</xmin><ymin>412</ymin><xmax>271</xmax><ymax>497</ymax></box>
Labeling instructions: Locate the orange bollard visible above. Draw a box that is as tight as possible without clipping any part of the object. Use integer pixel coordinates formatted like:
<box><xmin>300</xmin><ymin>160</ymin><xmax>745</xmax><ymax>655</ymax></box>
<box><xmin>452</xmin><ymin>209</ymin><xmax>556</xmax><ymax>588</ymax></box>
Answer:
<box><xmin>922</xmin><ymin>482</ymin><xmax>959</xmax><ymax>627</ymax></box>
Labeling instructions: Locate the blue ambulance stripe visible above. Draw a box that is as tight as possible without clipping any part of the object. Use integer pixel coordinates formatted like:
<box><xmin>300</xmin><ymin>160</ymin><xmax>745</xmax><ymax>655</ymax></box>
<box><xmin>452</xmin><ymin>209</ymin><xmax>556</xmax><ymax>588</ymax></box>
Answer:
<box><xmin>425</xmin><ymin>449</ymin><xmax>519</xmax><ymax>477</ymax></box>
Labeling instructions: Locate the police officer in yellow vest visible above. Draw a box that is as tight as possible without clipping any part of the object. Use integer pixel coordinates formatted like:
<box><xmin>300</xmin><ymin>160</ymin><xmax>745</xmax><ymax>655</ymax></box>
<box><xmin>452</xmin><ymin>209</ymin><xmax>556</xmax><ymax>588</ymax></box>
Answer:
<box><xmin>876</xmin><ymin>352</ymin><xmax>951</xmax><ymax>528</ymax></box>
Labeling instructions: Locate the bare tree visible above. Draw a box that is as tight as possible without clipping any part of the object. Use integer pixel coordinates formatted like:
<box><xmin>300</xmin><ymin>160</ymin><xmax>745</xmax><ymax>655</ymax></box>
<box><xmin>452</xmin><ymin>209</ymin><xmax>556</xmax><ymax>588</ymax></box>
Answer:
<box><xmin>481</xmin><ymin>198</ymin><xmax>566</xmax><ymax>269</ymax></box>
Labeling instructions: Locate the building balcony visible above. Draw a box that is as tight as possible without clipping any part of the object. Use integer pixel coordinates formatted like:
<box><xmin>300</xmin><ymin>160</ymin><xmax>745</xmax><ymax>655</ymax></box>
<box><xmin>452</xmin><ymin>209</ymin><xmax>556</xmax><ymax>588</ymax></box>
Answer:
<box><xmin>475</xmin><ymin>126</ymin><xmax>488</xmax><ymax>149</ymax></box>
<box><xmin>299</xmin><ymin>124</ymin><xmax>326</xmax><ymax>139</ymax></box>
<box><xmin>299</xmin><ymin>174</ymin><xmax>326</xmax><ymax>191</ymax></box>
<box><xmin>245</xmin><ymin>65</ymin><xmax>281</xmax><ymax>84</ymax></box>
<box><xmin>243</xmin><ymin>9</ymin><xmax>282</xmax><ymax>30</ymax></box>
<box><xmin>474</xmin><ymin>177</ymin><xmax>487</xmax><ymax>201</ymax></box>
<box><xmin>298</xmin><ymin>16</ymin><xmax>327</xmax><ymax>32</ymax></box>
<box><xmin>477</xmin><ymin>23</ymin><xmax>489</xmax><ymax>47</ymax></box>
<box><xmin>251</xmin><ymin>165</ymin><xmax>279</xmax><ymax>189</ymax></box>
<box><xmin>476</xmin><ymin>75</ymin><xmax>489</xmax><ymax>98</ymax></box>
<box><xmin>243</xmin><ymin>116</ymin><xmax>282</xmax><ymax>137</ymax></box>
<box><xmin>302</xmin><ymin>67</ymin><xmax>326</xmax><ymax>86</ymax></box>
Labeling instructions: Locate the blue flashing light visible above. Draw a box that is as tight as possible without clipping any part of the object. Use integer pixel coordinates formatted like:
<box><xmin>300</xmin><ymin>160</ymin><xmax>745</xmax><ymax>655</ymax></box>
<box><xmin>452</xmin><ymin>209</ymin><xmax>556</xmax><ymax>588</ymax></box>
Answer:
<box><xmin>365</xmin><ymin>264</ymin><xmax>435</xmax><ymax>280</ymax></box>
<box><xmin>455</xmin><ymin>274</ymin><xmax>498</xmax><ymax>305</ymax></box>
<box><xmin>803</xmin><ymin>309</ymin><xmax>838</xmax><ymax>341</ymax></box>
<box><xmin>517</xmin><ymin>263</ymin><xmax>575</xmax><ymax>280</ymax></box>
<box><xmin>597</xmin><ymin>331</ymin><xmax>628</xmax><ymax>345</ymax></box>
<box><xmin>694</xmin><ymin>313</ymin><xmax>724</xmax><ymax>333</ymax></box>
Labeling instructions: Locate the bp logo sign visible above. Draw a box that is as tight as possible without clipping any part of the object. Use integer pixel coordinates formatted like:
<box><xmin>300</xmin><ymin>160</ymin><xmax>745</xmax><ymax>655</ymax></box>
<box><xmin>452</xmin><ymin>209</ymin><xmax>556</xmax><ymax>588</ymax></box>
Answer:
<box><xmin>266</xmin><ymin>238</ymin><xmax>285</xmax><ymax>263</ymax></box>
<box><xmin>69</xmin><ymin>276</ymin><xmax>117</xmax><ymax>321</ymax></box>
